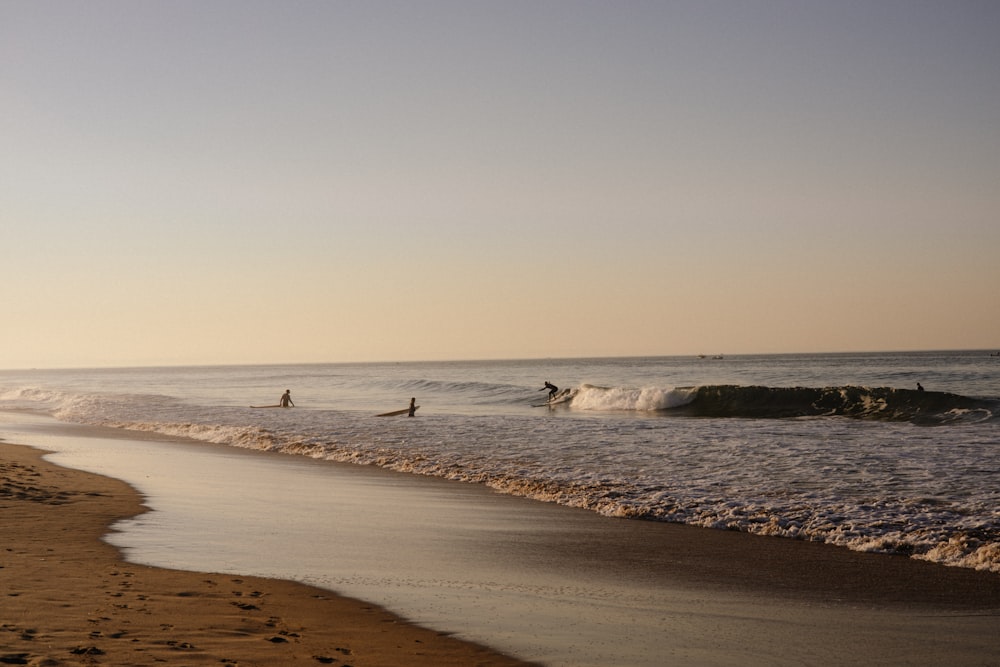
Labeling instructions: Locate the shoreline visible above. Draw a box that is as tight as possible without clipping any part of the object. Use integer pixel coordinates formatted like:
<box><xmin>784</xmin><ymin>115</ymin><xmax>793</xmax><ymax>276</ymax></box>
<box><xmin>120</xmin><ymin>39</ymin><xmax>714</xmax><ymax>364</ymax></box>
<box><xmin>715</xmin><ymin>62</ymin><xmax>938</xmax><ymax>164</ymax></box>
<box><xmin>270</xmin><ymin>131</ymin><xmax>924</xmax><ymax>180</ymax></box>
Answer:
<box><xmin>3</xmin><ymin>422</ymin><xmax>1000</xmax><ymax>666</ymax></box>
<box><xmin>0</xmin><ymin>441</ymin><xmax>535</xmax><ymax>666</ymax></box>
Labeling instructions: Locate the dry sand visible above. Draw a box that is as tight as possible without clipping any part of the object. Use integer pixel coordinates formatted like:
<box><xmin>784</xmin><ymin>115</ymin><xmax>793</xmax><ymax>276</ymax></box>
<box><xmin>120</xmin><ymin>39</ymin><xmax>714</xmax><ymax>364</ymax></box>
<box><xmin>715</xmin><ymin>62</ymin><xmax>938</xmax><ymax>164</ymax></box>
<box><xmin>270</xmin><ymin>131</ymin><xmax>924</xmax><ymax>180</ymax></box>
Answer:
<box><xmin>0</xmin><ymin>442</ymin><xmax>534</xmax><ymax>667</ymax></box>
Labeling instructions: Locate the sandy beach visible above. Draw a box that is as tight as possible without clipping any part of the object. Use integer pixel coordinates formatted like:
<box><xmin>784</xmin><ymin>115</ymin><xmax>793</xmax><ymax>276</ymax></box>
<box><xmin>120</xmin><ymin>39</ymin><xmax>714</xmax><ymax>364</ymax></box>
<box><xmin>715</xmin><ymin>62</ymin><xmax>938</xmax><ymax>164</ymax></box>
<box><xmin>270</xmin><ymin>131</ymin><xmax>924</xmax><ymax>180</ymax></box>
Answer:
<box><xmin>3</xmin><ymin>427</ymin><xmax>1000</xmax><ymax>666</ymax></box>
<box><xmin>0</xmin><ymin>442</ymin><xmax>533</xmax><ymax>667</ymax></box>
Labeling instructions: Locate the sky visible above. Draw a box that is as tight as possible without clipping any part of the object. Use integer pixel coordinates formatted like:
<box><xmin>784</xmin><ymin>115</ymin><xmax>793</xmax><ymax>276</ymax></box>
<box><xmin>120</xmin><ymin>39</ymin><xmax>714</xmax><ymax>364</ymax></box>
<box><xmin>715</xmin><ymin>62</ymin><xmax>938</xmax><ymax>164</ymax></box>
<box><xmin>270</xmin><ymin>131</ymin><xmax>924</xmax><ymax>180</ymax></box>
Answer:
<box><xmin>2</xmin><ymin>0</ymin><xmax>998</xmax><ymax>368</ymax></box>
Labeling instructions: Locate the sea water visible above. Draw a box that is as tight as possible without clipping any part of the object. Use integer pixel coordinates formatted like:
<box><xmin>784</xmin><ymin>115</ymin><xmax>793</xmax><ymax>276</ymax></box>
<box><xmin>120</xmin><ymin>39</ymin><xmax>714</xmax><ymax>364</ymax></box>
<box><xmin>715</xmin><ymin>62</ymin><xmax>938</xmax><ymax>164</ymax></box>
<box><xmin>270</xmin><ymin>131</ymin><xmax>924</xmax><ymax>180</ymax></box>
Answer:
<box><xmin>1</xmin><ymin>350</ymin><xmax>998</xmax><ymax>571</ymax></box>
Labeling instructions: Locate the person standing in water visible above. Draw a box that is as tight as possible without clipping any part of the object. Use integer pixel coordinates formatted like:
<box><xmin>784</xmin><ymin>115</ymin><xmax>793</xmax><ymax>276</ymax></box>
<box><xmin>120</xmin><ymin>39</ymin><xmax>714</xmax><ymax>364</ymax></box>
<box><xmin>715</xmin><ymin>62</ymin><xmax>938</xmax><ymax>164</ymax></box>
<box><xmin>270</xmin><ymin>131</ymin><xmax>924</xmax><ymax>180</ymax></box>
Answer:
<box><xmin>408</xmin><ymin>397</ymin><xmax>417</xmax><ymax>417</ymax></box>
<box><xmin>279</xmin><ymin>389</ymin><xmax>295</xmax><ymax>407</ymax></box>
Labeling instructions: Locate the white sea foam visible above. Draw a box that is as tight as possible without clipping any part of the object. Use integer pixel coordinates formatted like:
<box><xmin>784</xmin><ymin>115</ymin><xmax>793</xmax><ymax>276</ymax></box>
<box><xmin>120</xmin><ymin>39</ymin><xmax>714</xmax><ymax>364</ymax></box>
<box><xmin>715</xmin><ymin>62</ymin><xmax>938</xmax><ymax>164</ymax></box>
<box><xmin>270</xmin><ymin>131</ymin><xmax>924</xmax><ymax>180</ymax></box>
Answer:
<box><xmin>570</xmin><ymin>384</ymin><xmax>696</xmax><ymax>411</ymax></box>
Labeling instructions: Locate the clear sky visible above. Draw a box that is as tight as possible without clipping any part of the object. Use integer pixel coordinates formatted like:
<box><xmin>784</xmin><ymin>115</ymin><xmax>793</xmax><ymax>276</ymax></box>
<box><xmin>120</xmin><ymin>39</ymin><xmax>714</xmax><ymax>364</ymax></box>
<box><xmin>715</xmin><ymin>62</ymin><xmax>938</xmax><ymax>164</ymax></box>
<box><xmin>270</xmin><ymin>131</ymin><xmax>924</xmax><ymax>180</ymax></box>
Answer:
<box><xmin>2</xmin><ymin>1</ymin><xmax>998</xmax><ymax>368</ymax></box>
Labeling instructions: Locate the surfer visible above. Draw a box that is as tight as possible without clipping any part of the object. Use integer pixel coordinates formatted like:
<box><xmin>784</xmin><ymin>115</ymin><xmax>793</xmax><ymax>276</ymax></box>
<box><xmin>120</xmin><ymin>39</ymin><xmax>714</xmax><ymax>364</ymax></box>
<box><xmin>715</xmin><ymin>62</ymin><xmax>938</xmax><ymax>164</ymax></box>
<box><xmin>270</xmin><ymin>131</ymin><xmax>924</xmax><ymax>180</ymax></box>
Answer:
<box><xmin>408</xmin><ymin>397</ymin><xmax>417</xmax><ymax>417</ymax></box>
<box><xmin>916</xmin><ymin>383</ymin><xmax>924</xmax><ymax>392</ymax></box>
<box><xmin>279</xmin><ymin>389</ymin><xmax>295</xmax><ymax>407</ymax></box>
<box><xmin>540</xmin><ymin>381</ymin><xmax>559</xmax><ymax>400</ymax></box>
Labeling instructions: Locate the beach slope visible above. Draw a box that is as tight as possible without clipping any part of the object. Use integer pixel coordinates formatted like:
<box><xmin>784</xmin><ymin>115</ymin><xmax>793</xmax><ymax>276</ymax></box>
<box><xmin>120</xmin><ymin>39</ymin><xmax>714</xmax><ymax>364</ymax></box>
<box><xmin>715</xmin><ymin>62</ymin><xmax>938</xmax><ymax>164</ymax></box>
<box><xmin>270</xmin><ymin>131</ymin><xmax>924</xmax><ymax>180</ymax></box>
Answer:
<box><xmin>0</xmin><ymin>442</ymin><xmax>533</xmax><ymax>667</ymax></box>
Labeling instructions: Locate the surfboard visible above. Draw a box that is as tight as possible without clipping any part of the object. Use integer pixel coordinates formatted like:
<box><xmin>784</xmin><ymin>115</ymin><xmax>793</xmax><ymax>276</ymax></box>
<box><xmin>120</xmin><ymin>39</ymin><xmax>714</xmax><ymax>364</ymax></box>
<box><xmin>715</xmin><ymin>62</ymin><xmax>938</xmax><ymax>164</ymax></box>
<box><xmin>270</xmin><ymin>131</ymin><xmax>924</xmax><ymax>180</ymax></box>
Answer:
<box><xmin>250</xmin><ymin>404</ymin><xmax>283</xmax><ymax>408</ymax></box>
<box><xmin>376</xmin><ymin>406</ymin><xmax>419</xmax><ymax>417</ymax></box>
<box><xmin>533</xmin><ymin>398</ymin><xmax>571</xmax><ymax>407</ymax></box>
<box><xmin>532</xmin><ymin>390</ymin><xmax>574</xmax><ymax>408</ymax></box>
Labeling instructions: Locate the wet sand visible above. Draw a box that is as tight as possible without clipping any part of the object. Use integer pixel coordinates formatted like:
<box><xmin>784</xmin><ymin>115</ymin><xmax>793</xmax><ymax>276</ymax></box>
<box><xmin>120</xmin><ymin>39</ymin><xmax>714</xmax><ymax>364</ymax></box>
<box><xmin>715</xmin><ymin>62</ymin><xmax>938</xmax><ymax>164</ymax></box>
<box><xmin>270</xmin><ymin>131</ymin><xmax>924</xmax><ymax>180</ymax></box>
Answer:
<box><xmin>3</xmin><ymin>420</ymin><xmax>1000</xmax><ymax>666</ymax></box>
<box><xmin>0</xmin><ymin>441</ymin><xmax>533</xmax><ymax>667</ymax></box>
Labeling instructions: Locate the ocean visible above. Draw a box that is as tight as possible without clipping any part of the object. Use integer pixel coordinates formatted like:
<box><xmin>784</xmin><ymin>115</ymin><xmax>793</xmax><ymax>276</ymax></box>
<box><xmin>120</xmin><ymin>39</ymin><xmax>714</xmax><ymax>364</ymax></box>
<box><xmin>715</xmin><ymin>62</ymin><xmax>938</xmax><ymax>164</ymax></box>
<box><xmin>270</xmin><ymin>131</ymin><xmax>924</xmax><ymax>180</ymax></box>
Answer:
<box><xmin>2</xmin><ymin>350</ymin><xmax>998</xmax><ymax>573</ymax></box>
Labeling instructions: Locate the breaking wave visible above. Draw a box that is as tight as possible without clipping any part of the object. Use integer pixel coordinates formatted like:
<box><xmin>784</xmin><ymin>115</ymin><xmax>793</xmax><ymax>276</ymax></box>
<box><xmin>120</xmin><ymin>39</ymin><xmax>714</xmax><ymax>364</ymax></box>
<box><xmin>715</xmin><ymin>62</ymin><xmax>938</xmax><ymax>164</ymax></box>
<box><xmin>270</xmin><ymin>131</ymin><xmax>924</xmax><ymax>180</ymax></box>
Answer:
<box><xmin>567</xmin><ymin>384</ymin><xmax>996</xmax><ymax>424</ymax></box>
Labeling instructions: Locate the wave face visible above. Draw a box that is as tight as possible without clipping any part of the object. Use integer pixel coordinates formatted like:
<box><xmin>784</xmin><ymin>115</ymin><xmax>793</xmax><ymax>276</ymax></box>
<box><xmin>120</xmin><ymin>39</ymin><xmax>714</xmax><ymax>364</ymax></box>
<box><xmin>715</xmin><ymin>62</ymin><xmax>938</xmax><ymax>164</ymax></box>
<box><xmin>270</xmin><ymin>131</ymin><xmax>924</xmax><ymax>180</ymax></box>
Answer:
<box><xmin>680</xmin><ymin>385</ymin><xmax>997</xmax><ymax>424</ymax></box>
<box><xmin>564</xmin><ymin>383</ymin><xmax>996</xmax><ymax>424</ymax></box>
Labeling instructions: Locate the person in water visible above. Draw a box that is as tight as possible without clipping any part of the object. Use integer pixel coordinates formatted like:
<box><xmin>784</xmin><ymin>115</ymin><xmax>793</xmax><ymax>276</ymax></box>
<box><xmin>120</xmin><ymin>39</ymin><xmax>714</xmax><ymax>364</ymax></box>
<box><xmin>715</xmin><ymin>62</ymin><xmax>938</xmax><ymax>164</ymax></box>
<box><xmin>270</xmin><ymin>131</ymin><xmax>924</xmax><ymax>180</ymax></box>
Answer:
<box><xmin>280</xmin><ymin>389</ymin><xmax>295</xmax><ymax>407</ymax></box>
<box><xmin>916</xmin><ymin>383</ymin><xmax>924</xmax><ymax>392</ymax></box>
<box><xmin>540</xmin><ymin>381</ymin><xmax>559</xmax><ymax>399</ymax></box>
<box><xmin>408</xmin><ymin>397</ymin><xmax>417</xmax><ymax>417</ymax></box>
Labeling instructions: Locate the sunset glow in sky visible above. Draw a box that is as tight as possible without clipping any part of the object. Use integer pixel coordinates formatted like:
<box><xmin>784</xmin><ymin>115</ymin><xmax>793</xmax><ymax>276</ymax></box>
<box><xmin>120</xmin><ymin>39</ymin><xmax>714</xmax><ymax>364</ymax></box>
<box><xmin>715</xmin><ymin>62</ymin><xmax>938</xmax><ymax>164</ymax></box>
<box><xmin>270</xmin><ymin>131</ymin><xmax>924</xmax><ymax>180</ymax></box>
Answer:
<box><xmin>2</xmin><ymin>1</ymin><xmax>998</xmax><ymax>368</ymax></box>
